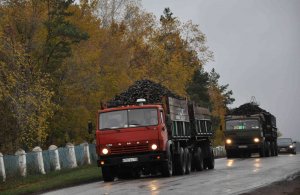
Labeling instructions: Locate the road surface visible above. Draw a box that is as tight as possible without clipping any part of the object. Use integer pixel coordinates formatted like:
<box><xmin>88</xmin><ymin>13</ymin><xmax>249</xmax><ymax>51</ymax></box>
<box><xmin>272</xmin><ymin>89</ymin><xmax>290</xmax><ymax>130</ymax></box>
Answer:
<box><xmin>43</xmin><ymin>154</ymin><xmax>300</xmax><ymax>195</ymax></box>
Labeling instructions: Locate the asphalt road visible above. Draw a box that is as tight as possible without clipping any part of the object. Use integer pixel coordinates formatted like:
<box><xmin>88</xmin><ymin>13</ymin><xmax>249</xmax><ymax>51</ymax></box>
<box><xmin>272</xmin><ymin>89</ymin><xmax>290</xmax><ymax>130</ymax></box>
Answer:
<box><xmin>43</xmin><ymin>154</ymin><xmax>300</xmax><ymax>195</ymax></box>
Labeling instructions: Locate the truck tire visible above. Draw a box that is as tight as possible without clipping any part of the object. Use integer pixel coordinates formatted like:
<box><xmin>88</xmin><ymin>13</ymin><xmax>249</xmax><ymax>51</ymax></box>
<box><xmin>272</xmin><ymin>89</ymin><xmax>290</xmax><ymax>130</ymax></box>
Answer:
<box><xmin>174</xmin><ymin>147</ymin><xmax>186</xmax><ymax>175</ymax></box>
<box><xmin>259</xmin><ymin>142</ymin><xmax>265</xmax><ymax>157</ymax></box>
<box><xmin>274</xmin><ymin>142</ymin><xmax>278</xmax><ymax>156</ymax></box>
<box><xmin>193</xmin><ymin>147</ymin><xmax>204</xmax><ymax>171</ymax></box>
<box><xmin>265</xmin><ymin>142</ymin><xmax>271</xmax><ymax>157</ymax></box>
<box><xmin>161</xmin><ymin>148</ymin><xmax>173</xmax><ymax>177</ymax></box>
<box><xmin>270</xmin><ymin>141</ymin><xmax>275</xmax><ymax>156</ymax></box>
<box><xmin>204</xmin><ymin>147</ymin><xmax>215</xmax><ymax>170</ymax></box>
<box><xmin>184</xmin><ymin>148</ymin><xmax>191</xmax><ymax>174</ymax></box>
<box><xmin>102</xmin><ymin>166</ymin><xmax>114</xmax><ymax>182</ymax></box>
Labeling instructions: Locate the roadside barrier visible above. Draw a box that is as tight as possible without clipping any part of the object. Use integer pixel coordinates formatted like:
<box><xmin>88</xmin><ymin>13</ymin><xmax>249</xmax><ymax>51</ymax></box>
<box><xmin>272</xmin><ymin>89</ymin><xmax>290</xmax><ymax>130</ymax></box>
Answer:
<box><xmin>0</xmin><ymin>143</ymin><xmax>226</xmax><ymax>182</ymax></box>
<box><xmin>213</xmin><ymin>146</ymin><xmax>226</xmax><ymax>158</ymax></box>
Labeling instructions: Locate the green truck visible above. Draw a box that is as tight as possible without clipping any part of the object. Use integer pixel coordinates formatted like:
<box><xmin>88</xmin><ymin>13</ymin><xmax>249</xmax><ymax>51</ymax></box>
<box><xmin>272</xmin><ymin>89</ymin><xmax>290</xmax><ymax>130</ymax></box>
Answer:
<box><xmin>224</xmin><ymin>102</ymin><xmax>278</xmax><ymax>158</ymax></box>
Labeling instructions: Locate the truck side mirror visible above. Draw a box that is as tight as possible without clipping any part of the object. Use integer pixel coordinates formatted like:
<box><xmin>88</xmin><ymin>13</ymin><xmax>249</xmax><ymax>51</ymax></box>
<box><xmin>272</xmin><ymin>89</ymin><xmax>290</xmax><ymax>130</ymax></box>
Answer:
<box><xmin>88</xmin><ymin>121</ymin><xmax>93</xmax><ymax>134</ymax></box>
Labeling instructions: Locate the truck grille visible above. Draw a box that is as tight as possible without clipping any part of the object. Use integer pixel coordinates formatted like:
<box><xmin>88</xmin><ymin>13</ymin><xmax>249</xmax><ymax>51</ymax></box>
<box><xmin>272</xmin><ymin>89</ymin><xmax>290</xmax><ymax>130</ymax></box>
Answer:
<box><xmin>110</xmin><ymin>144</ymin><xmax>149</xmax><ymax>155</ymax></box>
<box><xmin>234</xmin><ymin>138</ymin><xmax>253</xmax><ymax>144</ymax></box>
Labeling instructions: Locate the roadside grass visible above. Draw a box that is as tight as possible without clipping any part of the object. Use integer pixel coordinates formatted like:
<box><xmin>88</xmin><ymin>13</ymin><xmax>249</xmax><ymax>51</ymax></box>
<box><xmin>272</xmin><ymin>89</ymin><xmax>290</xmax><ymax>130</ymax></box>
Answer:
<box><xmin>0</xmin><ymin>165</ymin><xmax>102</xmax><ymax>195</ymax></box>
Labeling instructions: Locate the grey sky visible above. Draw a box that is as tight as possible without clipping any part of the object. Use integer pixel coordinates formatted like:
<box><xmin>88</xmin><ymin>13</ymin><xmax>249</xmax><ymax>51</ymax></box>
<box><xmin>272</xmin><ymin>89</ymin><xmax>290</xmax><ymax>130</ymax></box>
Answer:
<box><xmin>141</xmin><ymin>0</ymin><xmax>300</xmax><ymax>141</ymax></box>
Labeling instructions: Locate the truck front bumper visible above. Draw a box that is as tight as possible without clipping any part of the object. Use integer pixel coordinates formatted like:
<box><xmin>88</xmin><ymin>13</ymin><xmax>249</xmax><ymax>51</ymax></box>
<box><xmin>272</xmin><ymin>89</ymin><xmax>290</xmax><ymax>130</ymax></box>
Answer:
<box><xmin>225</xmin><ymin>144</ymin><xmax>262</xmax><ymax>151</ymax></box>
<box><xmin>97</xmin><ymin>151</ymin><xmax>166</xmax><ymax>167</ymax></box>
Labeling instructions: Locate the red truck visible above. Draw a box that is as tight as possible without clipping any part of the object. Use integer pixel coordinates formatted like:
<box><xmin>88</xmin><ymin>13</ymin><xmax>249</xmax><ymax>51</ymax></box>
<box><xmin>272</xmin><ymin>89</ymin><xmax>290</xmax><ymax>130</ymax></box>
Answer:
<box><xmin>89</xmin><ymin>80</ymin><xmax>214</xmax><ymax>181</ymax></box>
<box><xmin>93</xmin><ymin>82</ymin><xmax>214</xmax><ymax>181</ymax></box>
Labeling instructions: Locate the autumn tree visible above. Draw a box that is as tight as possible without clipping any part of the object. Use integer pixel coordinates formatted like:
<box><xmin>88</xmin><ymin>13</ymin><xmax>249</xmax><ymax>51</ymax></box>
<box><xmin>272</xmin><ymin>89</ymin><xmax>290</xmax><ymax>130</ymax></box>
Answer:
<box><xmin>142</xmin><ymin>8</ymin><xmax>212</xmax><ymax>96</ymax></box>
<box><xmin>0</xmin><ymin>1</ymin><xmax>232</xmax><ymax>151</ymax></box>
<box><xmin>208</xmin><ymin>68</ymin><xmax>235</xmax><ymax>145</ymax></box>
<box><xmin>0</xmin><ymin>34</ymin><xmax>55</xmax><ymax>152</ymax></box>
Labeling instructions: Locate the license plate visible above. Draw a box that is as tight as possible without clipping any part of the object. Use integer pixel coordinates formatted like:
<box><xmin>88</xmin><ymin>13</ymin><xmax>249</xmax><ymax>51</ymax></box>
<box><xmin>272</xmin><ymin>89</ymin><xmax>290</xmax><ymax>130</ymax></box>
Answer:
<box><xmin>280</xmin><ymin>148</ymin><xmax>286</xmax><ymax>151</ymax></box>
<box><xmin>238</xmin><ymin>145</ymin><xmax>248</xmax><ymax>148</ymax></box>
<box><xmin>122</xmin><ymin>157</ymin><xmax>138</xmax><ymax>163</ymax></box>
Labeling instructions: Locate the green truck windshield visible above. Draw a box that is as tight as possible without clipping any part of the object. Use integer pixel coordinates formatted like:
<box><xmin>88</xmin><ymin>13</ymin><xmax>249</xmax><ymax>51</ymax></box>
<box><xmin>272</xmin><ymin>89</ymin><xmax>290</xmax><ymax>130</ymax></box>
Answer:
<box><xmin>226</xmin><ymin>119</ymin><xmax>260</xmax><ymax>130</ymax></box>
<box><xmin>99</xmin><ymin>108</ymin><xmax>158</xmax><ymax>130</ymax></box>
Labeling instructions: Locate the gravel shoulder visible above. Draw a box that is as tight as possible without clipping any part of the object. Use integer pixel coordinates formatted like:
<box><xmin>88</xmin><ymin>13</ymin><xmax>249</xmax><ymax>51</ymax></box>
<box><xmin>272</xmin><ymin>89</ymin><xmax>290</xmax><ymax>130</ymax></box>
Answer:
<box><xmin>241</xmin><ymin>172</ymin><xmax>300</xmax><ymax>195</ymax></box>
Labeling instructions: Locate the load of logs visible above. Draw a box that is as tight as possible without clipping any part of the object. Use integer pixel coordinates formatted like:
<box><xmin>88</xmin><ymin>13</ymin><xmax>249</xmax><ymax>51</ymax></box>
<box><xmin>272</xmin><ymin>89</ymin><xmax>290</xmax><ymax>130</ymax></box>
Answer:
<box><xmin>107</xmin><ymin>79</ymin><xmax>181</xmax><ymax>107</ymax></box>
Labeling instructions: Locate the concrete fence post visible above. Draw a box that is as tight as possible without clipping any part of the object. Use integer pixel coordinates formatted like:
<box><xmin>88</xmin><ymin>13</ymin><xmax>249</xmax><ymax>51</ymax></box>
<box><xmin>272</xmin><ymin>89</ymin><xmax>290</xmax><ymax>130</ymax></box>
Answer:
<box><xmin>217</xmin><ymin>147</ymin><xmax>221</xmax><ymax>157</ymax></box>
<box><xmin>82</xmin><ymin>142</ymin><xmax>91</xmax><ymax>165</ymax></box>
<box><xmin>66</xmin><ymin>143</ymin><xmax>77</xmax><ymax>168</ymax></box>
<box><xmin>32</xmin><ymin>147</ymin><xmax>46</xmax><ymax>174</ymax></box>
<box><xmin>15</xmin><ymin>149</ymin><xmax>26</xmax><ymax>177</ymax></box>
<box><xmin>49</xmin><ymin>145</ymin><xmax>61</xmax><ymax>171</ymax></box>
<box><xmin>0</xmin><ymin>153</ymin><xmax>6</xmax><ymax>182</ymax></box>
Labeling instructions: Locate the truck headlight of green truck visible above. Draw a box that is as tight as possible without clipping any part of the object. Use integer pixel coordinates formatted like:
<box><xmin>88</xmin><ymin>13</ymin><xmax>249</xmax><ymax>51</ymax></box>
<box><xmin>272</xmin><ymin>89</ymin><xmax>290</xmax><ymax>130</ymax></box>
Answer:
<box><xmin>226</xmin><ymin>139</ymin><xmax>232</xmax><ymax>144</ymax></box>
<box><xmin>253</xmin><ymin>138</ymin><xmax>260</xmax><ymax>143</ymax></box>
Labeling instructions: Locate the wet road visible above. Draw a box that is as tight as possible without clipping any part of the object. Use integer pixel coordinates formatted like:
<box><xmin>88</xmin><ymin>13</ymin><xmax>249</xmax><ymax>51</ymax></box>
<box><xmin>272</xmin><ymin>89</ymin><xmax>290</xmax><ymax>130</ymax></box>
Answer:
<box><xmin>43</xmin><ymin>154</ymin><xmax>300</xmax><ymax>195</ymax></box>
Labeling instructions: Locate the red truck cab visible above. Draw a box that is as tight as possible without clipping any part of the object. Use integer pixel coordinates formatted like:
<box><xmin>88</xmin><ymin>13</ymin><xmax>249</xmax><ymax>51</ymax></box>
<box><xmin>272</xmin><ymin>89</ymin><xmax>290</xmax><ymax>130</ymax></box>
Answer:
<box><xmin>96</xmin><ymin>103</ymin><xmax>170</xmax><ymax>181</ymax></box>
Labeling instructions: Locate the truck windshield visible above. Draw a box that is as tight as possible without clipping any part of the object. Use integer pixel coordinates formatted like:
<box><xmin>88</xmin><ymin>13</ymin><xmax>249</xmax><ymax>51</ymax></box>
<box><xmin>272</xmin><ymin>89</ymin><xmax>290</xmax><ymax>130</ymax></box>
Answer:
<box><xmin>99</xmin><ymin>108</ymin><xmax>158</xmax><ymax>130</ymax></box>
<box><xmin>226</xmin><ymin>119</ymin><xmax>260</xmax><ymax>130</ymax></box>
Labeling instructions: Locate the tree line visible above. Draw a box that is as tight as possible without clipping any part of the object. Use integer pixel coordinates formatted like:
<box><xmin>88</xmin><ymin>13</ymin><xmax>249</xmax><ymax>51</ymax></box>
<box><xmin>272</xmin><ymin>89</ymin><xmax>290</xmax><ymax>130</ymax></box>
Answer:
<box><xmin>0</xmin><ymin>0</ymin><xmax>234</xmax><ymax>153</ymax></box>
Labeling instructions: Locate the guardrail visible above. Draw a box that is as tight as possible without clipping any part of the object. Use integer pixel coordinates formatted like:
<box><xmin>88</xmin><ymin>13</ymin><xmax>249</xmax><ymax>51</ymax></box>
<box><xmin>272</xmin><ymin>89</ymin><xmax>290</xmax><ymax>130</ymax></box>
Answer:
<box><xmin>0</xmin><ymin>144</ymin><xmax>226</xmax><ymax>182</ymax></box>
<box><xmin>213</xmin><ymin>146</ymin><xmax>226</xmax><ymax>158</ymax></box>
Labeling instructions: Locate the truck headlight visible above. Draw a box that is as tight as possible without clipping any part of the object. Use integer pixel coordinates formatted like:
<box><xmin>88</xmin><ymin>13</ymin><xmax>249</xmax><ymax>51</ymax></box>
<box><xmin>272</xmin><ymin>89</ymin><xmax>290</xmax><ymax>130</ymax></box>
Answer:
<box><xmin>289</xmin><ymin>145</ymin><xmax>293</xmax><ymax>148</ymax></box>
<box><xmin>226</xmin><ymin>139</ymin><xmax>232</xmax><ymax>144</ymax></box>
<box><xmin>254</xmin><ymin>138</ymin><xmax>260</xmax><ymax>143</ymax></box>
<box><xmin>102</xmin><ymin>148</ymin><xmax>109</xmax><ymax>155</ymax></box>
<box><xmin>151</xmin><ymin>144</ymin><xmax>158</xmax><ymax>150</ymax></box>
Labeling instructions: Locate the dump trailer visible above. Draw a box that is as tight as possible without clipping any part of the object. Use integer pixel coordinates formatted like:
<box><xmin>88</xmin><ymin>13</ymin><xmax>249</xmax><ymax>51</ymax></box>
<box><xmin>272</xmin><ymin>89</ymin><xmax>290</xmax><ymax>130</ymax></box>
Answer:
<box><xmin>94</xmin><ymin>80</ymin><xmax>214</xmax><ymax>181</ymax></box>
<box><xmin>224</xmin><ymin>102</ymin><xmax>278</xmax><ymax>158</ymax></box>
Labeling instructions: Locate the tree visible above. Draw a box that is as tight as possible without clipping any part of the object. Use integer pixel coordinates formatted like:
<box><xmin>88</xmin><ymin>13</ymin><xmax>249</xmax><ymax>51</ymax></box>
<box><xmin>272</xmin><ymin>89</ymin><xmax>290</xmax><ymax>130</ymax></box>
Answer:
<box><xmin>186</xmin><ymin>68</ymin><xmax>210</xmax><ymax>107</ymax></box>
<box><xmin>0</xmin><ymin>35</ymin><xmax>56</xmax><ymax>152</ymax></box>
<box><xmin>208</xmin><ymin>68</ymin><xmax>235</xmax><ymax>146</ymax></box>
<box><xmin>209</xmin><ymin>68</ymin><xmax>235</xmax><ymax>107</ymax></box>
<box><xmin>143</xmin><ymin>8</ymin><xmax>212</xmax><ymax>96</ymax></box>
<box><xmin>42</xmin><ymin>0</ymin><xmax>89</xmax><ymax>74</ymax></box>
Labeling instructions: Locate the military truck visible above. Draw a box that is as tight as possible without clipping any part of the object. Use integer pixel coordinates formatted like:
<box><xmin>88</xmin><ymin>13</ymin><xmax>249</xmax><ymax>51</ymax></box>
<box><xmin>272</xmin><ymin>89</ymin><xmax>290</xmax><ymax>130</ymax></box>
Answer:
<box><xmin>224</xmin><ymin>102</ymin><xmax>278</xmax><ymax>158</ymax></box>
<box><xmin>92</xmin><ymin>80</ymin><xmax>215</xmax><ymax>181</ymax></box>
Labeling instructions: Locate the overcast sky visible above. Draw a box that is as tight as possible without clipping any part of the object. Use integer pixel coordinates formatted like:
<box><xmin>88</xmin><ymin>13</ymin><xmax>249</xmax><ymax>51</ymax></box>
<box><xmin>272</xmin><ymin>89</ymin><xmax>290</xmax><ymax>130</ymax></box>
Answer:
<box><xmin>141</xmin><ymin>0</ymin><xmax>300</xmax><ymax>141</ymax></box>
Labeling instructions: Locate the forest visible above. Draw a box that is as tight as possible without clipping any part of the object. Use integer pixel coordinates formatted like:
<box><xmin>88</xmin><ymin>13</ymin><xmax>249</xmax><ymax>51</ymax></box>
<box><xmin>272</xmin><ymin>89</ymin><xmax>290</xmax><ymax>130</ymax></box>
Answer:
<box><xmin>0</xmin><ymin>0</ymin><xmax>234</xmax><ymax>153</ymax></box>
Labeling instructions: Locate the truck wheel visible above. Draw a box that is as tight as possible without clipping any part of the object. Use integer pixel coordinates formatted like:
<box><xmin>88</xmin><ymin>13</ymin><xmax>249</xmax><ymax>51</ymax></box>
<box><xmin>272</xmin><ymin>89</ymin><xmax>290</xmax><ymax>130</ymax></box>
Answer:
<box><xmin>205</xmin><ymin>147</ymin><xmax>215</xmax><ymax>170</ymax></box>
<box><xmin>161</xmin><ymin>148</ymin><xmax>173</xmax><ymax>177</ymax></box>
<box><xmin>102</xmin><ymin>166</ymin><xmax>114</xmax><ymax>182</ymax></box>
<box><xmin>270</xmin><ymin>142</ymin><xmax>274</xmax><ymax>156</ymax></box>
<box><xmin>265</xmin><ymin>142</ymin><xmax>271</xmax><ymax>157</ymax></box>
<box><xmin>176</xmin><ymin>147</ymin><xmax>186</xmax><ymax>175</ymax></box>
<box><xmin>270</xmin><ymin>142</ymin><xmax>275</xmax><ymax>156</ymax></box>
<box><xmin>274</xmin><ymin>143</ymin><xmax>278</xmax><ymax>156</ymax></box>
<box><xmin>185</xmin><ymin>148</ymin><xmax>191</xmax><ymax>174</ymax></box>
<box><xmin>259</xmin><ymin>142</ymin><xmax>265</xmax><ymax>157</ymax></box>
<box><xmin>193</xmin><ymin>147</ymin><xmax>204</xmax><ymax>171</ymax></box>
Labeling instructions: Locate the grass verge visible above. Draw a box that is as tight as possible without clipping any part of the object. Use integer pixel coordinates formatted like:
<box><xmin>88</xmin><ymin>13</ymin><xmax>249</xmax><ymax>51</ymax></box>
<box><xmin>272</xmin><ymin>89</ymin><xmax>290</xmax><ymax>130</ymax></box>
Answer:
<box><xmin>0</xmin><ymin>165</ymin><xmax>102</xmax><ymax>195</ymax></box>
